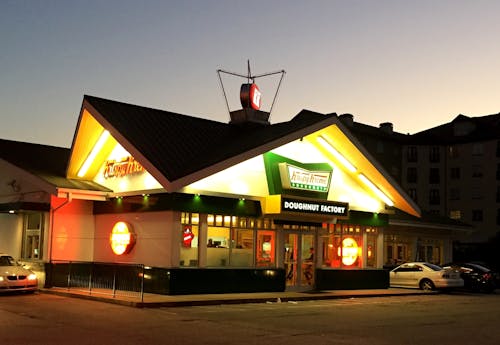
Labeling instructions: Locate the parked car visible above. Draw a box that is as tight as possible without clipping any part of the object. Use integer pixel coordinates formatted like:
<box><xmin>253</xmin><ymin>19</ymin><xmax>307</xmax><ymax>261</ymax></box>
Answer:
<box><xmin>390</xmin><ymin>262</ymin><xmax>464</xmax><ymax>291</ymax></box>
<box><xmin>0</xmin><ymin>254</ymin><xmax>38</xmax><ymax>293</ymax></box>
<box><xmin>442</xmin><ymin>262</ymin><xmax>497</xmax><ymax>293</ymax></box>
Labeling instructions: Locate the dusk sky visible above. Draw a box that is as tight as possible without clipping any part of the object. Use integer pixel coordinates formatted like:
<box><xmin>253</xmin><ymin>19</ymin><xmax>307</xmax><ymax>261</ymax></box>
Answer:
<box><xmin>1</xmin><ymin>0</ymin><xmax>499</xmax><ymax>148</ymax></box>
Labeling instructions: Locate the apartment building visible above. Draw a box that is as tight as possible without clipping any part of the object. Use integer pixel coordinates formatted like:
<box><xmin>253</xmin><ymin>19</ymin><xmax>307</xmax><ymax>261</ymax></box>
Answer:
<box><xmin>340</xmin><ymin>112</ymin><xmax>500</xmax><ymax>248</ymax></box>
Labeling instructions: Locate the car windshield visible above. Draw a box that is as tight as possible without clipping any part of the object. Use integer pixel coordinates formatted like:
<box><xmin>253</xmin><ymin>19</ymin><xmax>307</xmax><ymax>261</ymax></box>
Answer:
<box><xmin>0</xmin><ymin>256</ymin><xmax>16</xmax><ymax>266</ymax></box>
<box><xmin>423</xmin><ymin>263</ymin><xmax>443</xmax><ymax>271</ymax></box>
<box><xmin>468</xmin><ymin>263</ymin><xmax>490</xmax><ymax>272</ymax></box>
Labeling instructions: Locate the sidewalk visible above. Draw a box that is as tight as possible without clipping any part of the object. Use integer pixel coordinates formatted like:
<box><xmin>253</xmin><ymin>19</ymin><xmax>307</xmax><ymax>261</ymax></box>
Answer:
<box><xmin>40</xmin><ymin>287</ymin><xmax>434</xmax><ymax>308</ymax></box>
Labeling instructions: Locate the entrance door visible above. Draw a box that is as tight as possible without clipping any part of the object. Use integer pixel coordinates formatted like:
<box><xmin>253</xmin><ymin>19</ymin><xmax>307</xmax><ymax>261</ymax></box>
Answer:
<box><xmin>284</xmin><ymin>233</ymin><xmax>315</xmax><ymax>290</ymax></box>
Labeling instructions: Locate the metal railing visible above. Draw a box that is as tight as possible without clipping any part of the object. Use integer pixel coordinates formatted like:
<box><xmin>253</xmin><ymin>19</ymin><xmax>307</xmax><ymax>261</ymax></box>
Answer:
<box><xmin>48</xmin><ymin>261</ymin><xmax>145</xmax><ymax>302</ymax></box>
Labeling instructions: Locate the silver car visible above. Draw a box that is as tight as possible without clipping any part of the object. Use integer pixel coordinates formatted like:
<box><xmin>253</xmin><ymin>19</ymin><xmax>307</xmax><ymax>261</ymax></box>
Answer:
<box><xmin>0</xmin><ymin>254</ymin><xmax>38</xmax><ymax>293</ymax></box>
<box><xmin>390</xmin><ymin>262</ymin><xmax>464</xmax><ymax>291</ymax></box>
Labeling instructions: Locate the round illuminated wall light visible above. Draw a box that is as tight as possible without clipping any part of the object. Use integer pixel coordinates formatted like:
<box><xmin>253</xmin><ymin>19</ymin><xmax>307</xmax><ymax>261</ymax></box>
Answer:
<box><xmin>341</xmin><ymin>237</ymin><xmax>359</xmax><ymax>266</ymax></box>
<box><xmin>110</xmin><ymin>221</ymin><xmax>136</xmax><ymax>255</ymax></box>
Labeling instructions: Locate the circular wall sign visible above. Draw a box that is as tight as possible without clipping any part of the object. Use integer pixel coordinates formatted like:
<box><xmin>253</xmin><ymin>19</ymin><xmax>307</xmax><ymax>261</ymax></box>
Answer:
<box><xmin>341</xmin><ymin>237</ymin><xmax>359</xmax><ymax>266</ymax></box>
<box><xmin>110</xmin><ymin>221</ymin><xmax>136</xmax><ymax>255</ymax></box>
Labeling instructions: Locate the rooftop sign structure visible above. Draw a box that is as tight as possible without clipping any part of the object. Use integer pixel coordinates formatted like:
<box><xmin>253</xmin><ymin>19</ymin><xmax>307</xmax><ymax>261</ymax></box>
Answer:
<box><xmin>217</xmin><ymin>60</ymin><xmax>285</xmax><ymax>126</ymax></box>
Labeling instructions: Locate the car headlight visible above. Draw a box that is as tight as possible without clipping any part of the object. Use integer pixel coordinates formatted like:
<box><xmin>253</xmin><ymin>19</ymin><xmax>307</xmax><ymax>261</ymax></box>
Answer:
<box><xmin>0</xmin><ymin>276</ymin><xmax>4</xmax><ymax>282</ymax></box>
<box><xmin>28</xmin><ymin>273</ymin><xmax>37</xmax><ymax>281</ymax></box>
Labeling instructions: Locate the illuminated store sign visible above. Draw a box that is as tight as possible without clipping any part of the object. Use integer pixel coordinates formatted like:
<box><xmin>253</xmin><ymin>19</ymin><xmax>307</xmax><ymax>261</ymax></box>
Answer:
<box><xmin>104</xmin><ymin>156</ymin><xmax>144</xmax><ymax>179</ymax></box>
<box><xmin>240</xmin><ymin>83</ymin><xmax>261</xmax><ymax>110</ymax></box>
<box><xmin>279</xmin><ymin>163</ymin><xmax>331</xmax><ymax>192</ymax></box>
<box><xmin>339</xmin><ymin>237</ymin><xmax>360</xmax><ymax>266</ymax></box>
<box><xmin>281</xmin><ymin>197</ymin><xmax>348</xmax><ymax>217</ymax></box>
<box><xmin>110</xmin><ymin>221</ymin><xmax>136</xmax><ymax>255</ymax></box>
<box><xmin>183</xmin><ymin>226</ymin><xmax>195</xmax><ymax>248</ymax></box>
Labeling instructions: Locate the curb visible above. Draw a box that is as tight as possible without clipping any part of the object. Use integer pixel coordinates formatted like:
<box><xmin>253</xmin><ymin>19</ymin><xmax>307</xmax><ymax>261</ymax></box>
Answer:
<box><xmin>39</xmin><ymin>288</ymin><xmax>435</xmax><ymax>308</ymax></box>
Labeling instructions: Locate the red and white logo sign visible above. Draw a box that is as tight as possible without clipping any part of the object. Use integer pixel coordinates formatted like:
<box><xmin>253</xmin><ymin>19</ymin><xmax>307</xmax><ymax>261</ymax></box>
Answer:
<box><xmin>240</xmin><ymin>83</ymin><xmax>262</xmax><ymax>110</ymax></box>
<box><xmin>182</xmin><ymin>226</ymin><xmax>195</xmax><ymax>248</ymax></box>
<box><xmin>110</xmin><ymin>221</ymin><xmax>136</xmax><ymax>255</ymax></box>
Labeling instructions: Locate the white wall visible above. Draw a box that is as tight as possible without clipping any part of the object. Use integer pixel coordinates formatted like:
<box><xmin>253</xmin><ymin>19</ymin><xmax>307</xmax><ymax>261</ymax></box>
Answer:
<box><xmin>0</xmin><ymin>213</ymin><xmax>23</xmax><ymax>257</ymax></box>
<box><xmin>93</xmin><ymin>211</ymin><xmax>175</xmax><ymax>267</ymax></box>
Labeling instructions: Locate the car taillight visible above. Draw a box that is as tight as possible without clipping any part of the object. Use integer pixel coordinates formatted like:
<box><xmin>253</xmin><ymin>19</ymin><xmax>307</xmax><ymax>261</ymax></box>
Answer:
<box><xmin>483</xmin><ymin>273</ymin><xmax>491</xmax><ymax>280</ymax></box>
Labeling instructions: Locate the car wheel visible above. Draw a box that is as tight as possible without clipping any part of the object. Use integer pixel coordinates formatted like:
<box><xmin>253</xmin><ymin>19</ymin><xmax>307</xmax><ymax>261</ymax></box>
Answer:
<box><xmin>419</xmin><ymin>279</ymin><xmax>434</xmax><ymax>291</ymax></box>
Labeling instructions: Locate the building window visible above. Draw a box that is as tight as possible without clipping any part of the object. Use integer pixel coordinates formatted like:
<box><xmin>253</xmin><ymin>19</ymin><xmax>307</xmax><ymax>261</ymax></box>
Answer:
<box><xmin>450</xmin><ymin>210</ymin><xmax>462</xmax><ymax>220</ymax></box>
<box><xmin>408</xmin><ymin>188</ymin><xmax>417</xmax><ymax>202</ymax></box>
<box><xmin>22</xmin><ymin>212</ymin><xmax>44</xmax><ymax>260</ymax></box>
<box><xmin>429</xmin><ymin>146</ymin><xmax>440</xmax><ymax>163</ymax></box>
<box><xmin>429</xmin><ymin>189</ymin><xmax>440</xmax><ymax>205</ymax></box>
<box><xmin>472</xmin><ymin>210</ymin><xmax>483</xmax><ymax>222</ymax></box>
<box><xmin>429</xmin><ymin>168</ymin><xmax>440</xmax><ymax>184</ymax></box>
<box><xmin>448</xmin><ymin>146</ymin><xmax>459</xmax><ymax>159</ymax></box>
<box><xmin>449</xmin><ymin>188</ymin><xmax>460</xmax><ymax>200</ymax></box>
<box><xmin>180</xmin><ymin>213</ymin><xmax>199</xmax><ymax>267</ymax></box>
<box><xmin>384</xmin><ymin>235</ymin><xmax>412</xmax><ymax>267</ymax></box>
<box><xmin>450</xmin><ymin>167</ymin><xmax>460</xmax><ymax>179</ymax></box>
<box><xmin>416</xmin><ymin>239</ymin><xmax>443</xmax><ymax>265</ymax></box>
<box><xmin>407</xmin><ymin>146</ymin><xmax>418</xmax><ymax>162</ymax></box>
<box><xmin>471</xmin><ymin>186</ymin><xmax>482</xmax><ymax>200</ymax></box>
<box><xmin>205</xmin><ymin>214</ymin><xmax>276</xmax><ymax>268</ymax></box>
<box><xmin>407</xmin><ymin>167</ymin><xmax>417</xmax><ymax>183</ymax></box>
<box><xmin>472</xmin><ymin>165</ymin><xmax>483</xmax><ymax>178</ymax></box>
<box><xmin>472</xmin><ymin>143</ymin><xmax>483</xmax><ymax>156</ymax></box>
<box><xmin>321</xmin><ymin>223</ymin><xmax>370</xmax><ymax>269</ymax></box>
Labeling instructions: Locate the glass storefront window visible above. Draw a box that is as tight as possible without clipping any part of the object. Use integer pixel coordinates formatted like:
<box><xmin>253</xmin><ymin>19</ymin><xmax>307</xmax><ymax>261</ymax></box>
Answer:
<box><xmin>416</xmin><ymin>239</ymin><xmax>443</xmax><ymax>264</ymax></box>
<box><xmin>207</xmin><ymin>225</ymin><xmax>230</xmax><ymax>266</ymax></box>
<box><xmin>22</xmin><ymin>212</ymin><xmax>43</xmax><ymax>260</ymax></box>
<box><xmin>256</xmin><ymin>230</ymin><xmax>275</xmax><ymax>267</ymax></box>
<box><xmin>180</xmin><ymin>213</ymin><xmax>277</xmax><ymax>268</ymax></box>
<box><xmin>204</xmin><ymin>215</ymin><xmax>276</xmax><ymax>268</ymax></box>
<box><xmin>180</xmin><ymin>213</ymin><xmax>199</xmax><ymax>267</ymax></box>
<box><xmin>321</xmin><ymin>223</ymin><xmax>368</xmax><ymax>269</ymax></box>
<box><xmin>230</xmin><ymin>228</ymin><xmax>254</xmax><ymax>267</ymax></box>
<box><xmin>384</xmin><ymin>235</ymin><xmax>412</xmax><ymax>267</ymax></box>
<box><xmin>366</xmin><ymin>228</ymin><xmax>378</xmax><ymax>268</ymax></box>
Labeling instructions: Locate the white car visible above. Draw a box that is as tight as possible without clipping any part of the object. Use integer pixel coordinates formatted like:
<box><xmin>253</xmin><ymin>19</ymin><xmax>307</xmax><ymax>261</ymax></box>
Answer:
<box><xmin>0</xmin><ymin>254</ymin><xmax>38</xmax><ymax>293</ymax></box>
<box><xmin>390</xmin><ymin>262</ymin><xmax>464</xmax><ymax>291</ymax></box>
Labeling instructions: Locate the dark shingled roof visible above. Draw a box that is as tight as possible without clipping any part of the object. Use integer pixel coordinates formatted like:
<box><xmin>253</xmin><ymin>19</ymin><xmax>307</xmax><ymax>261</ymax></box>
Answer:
<box><xmin>0</xmin><ymin>138</ymin><xmax>110</xmax><ymax>192</ymax></box>
<box><xmin>410</xmin><ymin>113</ymin><xmax>500</xmax><ymax>145</ymax></box>
<box><xmin>0</xmin><ymin>138</ymin><xmax>70</xmax><ymax>177</ymax></box>
<box><xmin>85</xmin><ymin>95</ymin><xmax>337</xmax><ymax>182</ymax></box>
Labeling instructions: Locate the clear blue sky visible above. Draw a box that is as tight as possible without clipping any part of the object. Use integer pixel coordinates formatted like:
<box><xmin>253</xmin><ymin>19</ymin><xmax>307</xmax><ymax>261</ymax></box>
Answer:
<box><xmin>1</xmin><ymin>0</ymin><xmax>499</xmax><ymax>148</ymax></box>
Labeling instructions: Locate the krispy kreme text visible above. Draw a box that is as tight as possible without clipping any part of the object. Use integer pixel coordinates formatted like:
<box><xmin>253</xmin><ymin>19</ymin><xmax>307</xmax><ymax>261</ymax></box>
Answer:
<box><xmin>104</xmin><ymin>156</ymin><xmax>144</xmax><ymax>178</ymax></box>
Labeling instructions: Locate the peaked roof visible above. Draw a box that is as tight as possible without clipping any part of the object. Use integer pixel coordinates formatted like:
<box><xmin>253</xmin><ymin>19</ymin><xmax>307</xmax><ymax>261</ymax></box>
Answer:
<box><xmin>77</xmin><ymin>95</ymin><xmax>339</xmax><ymax>190</ymax></box>
<box><xmin>65</xmin><ymin>95</ymin><xmax>420</xmax><ymax>216</ymax></box>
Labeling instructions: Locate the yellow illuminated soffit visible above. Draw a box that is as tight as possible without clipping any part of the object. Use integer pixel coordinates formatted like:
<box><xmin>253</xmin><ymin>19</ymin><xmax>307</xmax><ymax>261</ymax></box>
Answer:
<box><xmin>306</xmin><ymin>126</ymin><xmax>419</xmax><ymax>217</ymax></box>
<box><xmin>67</xmin><ymin>108</ymin><xmax>118</xmax><ymax>180</ymax></box>
<box><xmin>77</xmin><ymin>130</ymin><xmax>110</xmax><ymax>177</ymax></box>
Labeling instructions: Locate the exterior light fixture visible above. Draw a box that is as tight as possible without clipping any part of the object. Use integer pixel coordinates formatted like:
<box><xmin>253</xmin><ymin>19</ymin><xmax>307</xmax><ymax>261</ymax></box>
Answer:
<box><xmin>358</xmin><ymin>174</ymin><xmax>394</xmax><ymax>207</ymax></box>
<box><xmin>110</xmin><ymin>221</ymin><xmax>136</xmax><ymax>255</ymax></box>
<box><xmin>317</xmin><ymin>136</ymin><xmax>357</xmax><ymax>173</ymax></box>
<box><xmin>77</xmin><ymin>130</ymin><xmax>110</xmax><ymax>177</ymax></box>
